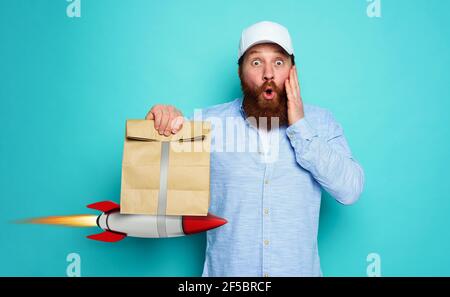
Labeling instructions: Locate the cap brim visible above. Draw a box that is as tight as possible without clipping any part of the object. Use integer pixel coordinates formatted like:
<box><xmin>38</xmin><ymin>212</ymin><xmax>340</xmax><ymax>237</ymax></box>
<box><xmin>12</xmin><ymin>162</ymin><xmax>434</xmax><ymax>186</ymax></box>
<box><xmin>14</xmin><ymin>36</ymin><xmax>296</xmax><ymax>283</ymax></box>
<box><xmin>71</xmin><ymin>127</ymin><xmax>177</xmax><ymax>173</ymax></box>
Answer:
<box><xmin>240</xmin><ymin>40</ymin><xmax>293</xmax><ymax>59</ymax></box>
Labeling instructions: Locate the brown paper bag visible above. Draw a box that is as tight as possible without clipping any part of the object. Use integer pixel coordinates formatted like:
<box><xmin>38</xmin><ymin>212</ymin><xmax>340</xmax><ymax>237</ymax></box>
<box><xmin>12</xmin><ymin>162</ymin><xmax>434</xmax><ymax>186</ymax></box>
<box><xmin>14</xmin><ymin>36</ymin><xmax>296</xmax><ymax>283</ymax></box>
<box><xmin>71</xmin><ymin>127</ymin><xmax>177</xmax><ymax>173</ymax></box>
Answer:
<box><xmin>120</xmin><ymin>119</ymin><xmax>211</xmax><ymax>216</ymax></box>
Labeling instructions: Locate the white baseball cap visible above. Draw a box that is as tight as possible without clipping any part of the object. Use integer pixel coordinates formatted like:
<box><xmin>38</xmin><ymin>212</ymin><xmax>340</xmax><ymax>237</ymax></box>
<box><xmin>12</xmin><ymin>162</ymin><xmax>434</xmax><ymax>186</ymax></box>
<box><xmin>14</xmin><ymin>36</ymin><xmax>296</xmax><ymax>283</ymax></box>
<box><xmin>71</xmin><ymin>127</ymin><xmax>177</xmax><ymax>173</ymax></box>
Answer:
<box><xmin>238</xmin><ymin>21</ymin><xmax>294</xmax><ymax>60</ymax></box>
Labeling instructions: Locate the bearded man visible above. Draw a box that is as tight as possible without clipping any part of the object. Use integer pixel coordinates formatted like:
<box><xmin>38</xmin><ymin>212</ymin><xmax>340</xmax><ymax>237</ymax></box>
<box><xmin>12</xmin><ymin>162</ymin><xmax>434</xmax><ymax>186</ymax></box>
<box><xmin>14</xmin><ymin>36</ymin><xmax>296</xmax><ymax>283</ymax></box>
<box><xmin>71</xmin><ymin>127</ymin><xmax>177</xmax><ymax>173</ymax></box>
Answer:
<box><xmin>145</xmin><ymin>21</ymin><xmax>365</xmax><ymax>277</ymax></box>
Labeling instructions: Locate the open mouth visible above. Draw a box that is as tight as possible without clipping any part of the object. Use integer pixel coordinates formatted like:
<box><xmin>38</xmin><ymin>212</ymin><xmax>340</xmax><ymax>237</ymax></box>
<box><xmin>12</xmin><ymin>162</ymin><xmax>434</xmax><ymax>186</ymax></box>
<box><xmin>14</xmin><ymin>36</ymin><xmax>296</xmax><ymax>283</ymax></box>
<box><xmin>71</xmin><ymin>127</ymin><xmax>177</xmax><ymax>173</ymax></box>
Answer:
<box><xmin>262</xmin><ymin>87</ymin><xmax>275</xmax><ymax>100</ymax></box>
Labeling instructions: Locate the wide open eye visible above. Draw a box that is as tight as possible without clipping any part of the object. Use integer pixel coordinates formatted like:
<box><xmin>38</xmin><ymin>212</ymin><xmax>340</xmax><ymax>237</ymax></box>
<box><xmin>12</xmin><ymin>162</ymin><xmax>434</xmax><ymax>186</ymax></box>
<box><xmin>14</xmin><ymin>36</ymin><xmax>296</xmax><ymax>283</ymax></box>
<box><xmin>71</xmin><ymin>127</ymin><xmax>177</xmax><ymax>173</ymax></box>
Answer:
<box><xmin>275</xmin><ymin>60</ymin><xmax>284</xmax><ymax>66</ymax></box>
<box><xmin>252</xmin><ymin>60</ymin><xmax>262</xmax><ymax>66</ymax></box>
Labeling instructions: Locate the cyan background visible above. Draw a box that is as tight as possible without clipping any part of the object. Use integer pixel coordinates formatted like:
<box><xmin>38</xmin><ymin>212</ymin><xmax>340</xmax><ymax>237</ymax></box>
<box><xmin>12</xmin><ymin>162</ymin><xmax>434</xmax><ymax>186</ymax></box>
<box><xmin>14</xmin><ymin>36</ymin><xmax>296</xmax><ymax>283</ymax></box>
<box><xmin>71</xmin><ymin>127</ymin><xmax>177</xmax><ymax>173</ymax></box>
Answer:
<box><xmin>1</xmin><ymin>0</ymin><xmax>449</xmax><ymax>276</ymax></box>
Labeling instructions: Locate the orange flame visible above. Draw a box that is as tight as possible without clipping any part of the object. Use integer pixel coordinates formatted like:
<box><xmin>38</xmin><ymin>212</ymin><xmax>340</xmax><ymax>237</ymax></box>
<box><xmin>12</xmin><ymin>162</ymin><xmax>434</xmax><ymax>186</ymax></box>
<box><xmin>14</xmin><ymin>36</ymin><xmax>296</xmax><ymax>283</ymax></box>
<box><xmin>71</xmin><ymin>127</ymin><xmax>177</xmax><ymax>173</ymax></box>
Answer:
<box><xmin>19</xmin><ymin>215</ymin><xmax>98</xmax><ymax>227</ymax></box>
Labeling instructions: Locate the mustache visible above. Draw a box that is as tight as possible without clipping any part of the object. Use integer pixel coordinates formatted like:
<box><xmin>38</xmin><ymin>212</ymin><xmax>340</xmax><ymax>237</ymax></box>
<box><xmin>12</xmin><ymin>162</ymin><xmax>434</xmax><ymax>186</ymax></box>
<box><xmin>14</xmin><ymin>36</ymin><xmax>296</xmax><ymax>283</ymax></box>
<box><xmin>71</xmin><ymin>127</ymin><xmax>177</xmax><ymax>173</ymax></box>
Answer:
<box><xmin>256</xmin><ymin>81</ymin><xmax>285</xmax><ymax>96</ymax></box>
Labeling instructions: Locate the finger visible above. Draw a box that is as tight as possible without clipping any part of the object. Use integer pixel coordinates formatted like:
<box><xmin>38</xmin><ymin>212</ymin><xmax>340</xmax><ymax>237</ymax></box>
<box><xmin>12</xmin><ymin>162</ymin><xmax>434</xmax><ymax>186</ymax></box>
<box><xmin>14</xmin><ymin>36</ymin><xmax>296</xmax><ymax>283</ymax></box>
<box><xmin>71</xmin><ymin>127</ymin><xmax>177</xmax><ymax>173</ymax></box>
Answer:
<box><xmin>170</xmin><ymin>108</ymin><xmax>184</xmax><ymax>133</ymax></box>
<box><xmin>171</xmin><ymin>115</ymin><xmax>184</xmax><ymax>133</ymax></box>
<box><xmin>145</xmin><ymin>111</ymin><xmax>154</xmax><ymax>120</ymax></box>
<box><xmin>159</xmin><ymin>108</ymin><xmax>170</xmax><ymax>135</ymax></box>
<box><xmin>285</xmin><ymin>79</ymin><xmax>293</xmax><ymax>101</ymax></box>
<box><xmin>293</xmin><ymin>65</ymin><xmax>301</xmax><ymax>98</ymax></box>
<box><xmin>164</xmin><ymin>110</ymin><xmax>176</xmax><ymax>136</ymax></box>
<box><xmin>154</xmin><ymin>109</ymin><xmax>163</xmax><ymax>130</ymax></box>
<box><xmin>289</xmin><ymin>69</ymin><xmax>297</xmax><ymax>100</ymax></box>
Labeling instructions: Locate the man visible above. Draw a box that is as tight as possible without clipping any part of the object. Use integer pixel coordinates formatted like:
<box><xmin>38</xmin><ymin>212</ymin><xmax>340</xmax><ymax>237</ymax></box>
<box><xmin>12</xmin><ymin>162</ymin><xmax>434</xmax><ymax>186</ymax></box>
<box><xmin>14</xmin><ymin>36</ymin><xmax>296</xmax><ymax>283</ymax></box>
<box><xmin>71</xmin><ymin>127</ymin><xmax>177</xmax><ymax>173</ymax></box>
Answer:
<box><xmin>145</xmin><ymin>21</ymin><xmax>365</xmax><ymax>276</ymax></box>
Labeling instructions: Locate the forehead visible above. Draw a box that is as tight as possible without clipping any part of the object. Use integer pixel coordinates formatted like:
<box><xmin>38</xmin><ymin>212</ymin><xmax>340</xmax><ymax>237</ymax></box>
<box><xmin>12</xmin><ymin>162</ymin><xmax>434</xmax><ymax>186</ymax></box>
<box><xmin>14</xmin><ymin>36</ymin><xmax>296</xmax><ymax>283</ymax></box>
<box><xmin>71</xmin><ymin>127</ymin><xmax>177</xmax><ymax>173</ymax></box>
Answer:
<box><xmin>245</xmin><ymin>43</ymin><xmax>289</xmax><ymax>57</ymax></box>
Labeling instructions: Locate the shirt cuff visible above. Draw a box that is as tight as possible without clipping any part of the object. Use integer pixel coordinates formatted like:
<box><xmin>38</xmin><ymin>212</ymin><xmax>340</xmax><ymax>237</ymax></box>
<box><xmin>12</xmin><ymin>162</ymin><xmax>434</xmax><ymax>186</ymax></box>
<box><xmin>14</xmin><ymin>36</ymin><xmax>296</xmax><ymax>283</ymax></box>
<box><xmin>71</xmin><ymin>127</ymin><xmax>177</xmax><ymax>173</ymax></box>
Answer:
<box><xmin>286</xmin><ymin>118</ymin><xmax>318</xmax><ymax>142</ymax></box>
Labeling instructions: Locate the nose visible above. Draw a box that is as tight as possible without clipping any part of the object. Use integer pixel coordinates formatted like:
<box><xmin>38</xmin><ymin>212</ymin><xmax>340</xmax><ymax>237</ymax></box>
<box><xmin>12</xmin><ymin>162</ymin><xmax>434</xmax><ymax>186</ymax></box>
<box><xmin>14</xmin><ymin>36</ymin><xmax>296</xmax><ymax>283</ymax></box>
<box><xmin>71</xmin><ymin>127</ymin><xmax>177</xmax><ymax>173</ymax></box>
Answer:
<box><xmin>263</xmin><ymin>64</ymin><xmax>274</xmax><ymax>81</ymax></box>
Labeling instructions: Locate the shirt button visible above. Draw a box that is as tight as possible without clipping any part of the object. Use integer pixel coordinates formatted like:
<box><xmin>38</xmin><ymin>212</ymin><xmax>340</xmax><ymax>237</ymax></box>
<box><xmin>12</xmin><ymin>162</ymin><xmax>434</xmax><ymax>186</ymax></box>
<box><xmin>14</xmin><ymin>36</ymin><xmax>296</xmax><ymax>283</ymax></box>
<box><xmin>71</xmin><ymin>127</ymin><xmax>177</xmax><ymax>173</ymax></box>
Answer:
<box><xmin>264</xmin><ymin>209</ymin><xmax>269</xmax><ymax>215</ymax></box>
<box><xmin>264</xmin><ymin>240</ymin><xmax>269</xmax><ymax>246</ymax></box>
<box><xmin>264</xmin><ymin>273</ymin><xmax>269</xmax><ymax>277</ymax></box>
<box><xmin>264</xmin><ymin>179</ymin><xmax>269</xmax><ymax>185</ymax></box>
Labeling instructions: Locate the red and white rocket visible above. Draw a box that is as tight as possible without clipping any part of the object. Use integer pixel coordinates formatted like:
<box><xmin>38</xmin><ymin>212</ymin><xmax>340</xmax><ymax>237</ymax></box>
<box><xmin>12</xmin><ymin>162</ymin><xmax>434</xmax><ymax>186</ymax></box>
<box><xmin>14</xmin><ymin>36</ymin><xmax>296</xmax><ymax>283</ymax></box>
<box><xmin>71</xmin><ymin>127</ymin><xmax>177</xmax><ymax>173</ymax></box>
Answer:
<box><xmin>86</xmin><ymin>201</ymin><xmax>227</xmax><ymax>242</ymax></box>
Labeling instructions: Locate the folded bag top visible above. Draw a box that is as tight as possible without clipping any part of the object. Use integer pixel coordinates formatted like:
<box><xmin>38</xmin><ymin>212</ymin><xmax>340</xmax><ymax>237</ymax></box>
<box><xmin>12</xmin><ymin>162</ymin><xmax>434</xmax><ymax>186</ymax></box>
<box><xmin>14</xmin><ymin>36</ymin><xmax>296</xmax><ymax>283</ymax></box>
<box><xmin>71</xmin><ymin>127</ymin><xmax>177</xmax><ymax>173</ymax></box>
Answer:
<box><xmin>126</xmin><ymin>120</ymin><xmax>211</xmax><ymax>142</ymax></box>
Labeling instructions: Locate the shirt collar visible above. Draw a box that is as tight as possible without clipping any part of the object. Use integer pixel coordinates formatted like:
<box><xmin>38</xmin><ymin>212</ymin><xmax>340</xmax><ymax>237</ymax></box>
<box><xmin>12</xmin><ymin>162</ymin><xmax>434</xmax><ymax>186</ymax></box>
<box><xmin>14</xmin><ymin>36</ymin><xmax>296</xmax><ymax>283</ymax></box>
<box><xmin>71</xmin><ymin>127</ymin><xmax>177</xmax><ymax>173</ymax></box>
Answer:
<box><xmin>238</xmin><ymin>97</ymin><xmax>247</xmax><ymax>119</ymax></box>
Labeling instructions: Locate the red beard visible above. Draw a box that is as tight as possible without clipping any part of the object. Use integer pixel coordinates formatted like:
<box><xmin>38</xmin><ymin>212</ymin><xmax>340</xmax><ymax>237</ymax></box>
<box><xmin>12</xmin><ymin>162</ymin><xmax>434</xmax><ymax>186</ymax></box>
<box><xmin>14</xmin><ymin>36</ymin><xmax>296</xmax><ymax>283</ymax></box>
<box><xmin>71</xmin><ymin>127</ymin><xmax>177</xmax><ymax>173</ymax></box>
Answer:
<box><xmin>240</xmin><ymin>77</ymin><xmax>289</xmax><ymax>131</ymax></box>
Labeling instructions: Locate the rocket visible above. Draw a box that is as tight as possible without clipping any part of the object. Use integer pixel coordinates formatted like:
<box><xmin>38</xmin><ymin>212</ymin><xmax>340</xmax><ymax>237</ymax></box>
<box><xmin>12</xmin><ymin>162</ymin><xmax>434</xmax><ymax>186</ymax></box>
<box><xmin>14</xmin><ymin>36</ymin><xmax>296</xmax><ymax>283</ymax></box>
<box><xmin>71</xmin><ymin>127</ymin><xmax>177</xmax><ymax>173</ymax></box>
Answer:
<box><xmin>86</xmin><ymin>201</ymin><xmax>227</xmax><ymax>242</ymax></box>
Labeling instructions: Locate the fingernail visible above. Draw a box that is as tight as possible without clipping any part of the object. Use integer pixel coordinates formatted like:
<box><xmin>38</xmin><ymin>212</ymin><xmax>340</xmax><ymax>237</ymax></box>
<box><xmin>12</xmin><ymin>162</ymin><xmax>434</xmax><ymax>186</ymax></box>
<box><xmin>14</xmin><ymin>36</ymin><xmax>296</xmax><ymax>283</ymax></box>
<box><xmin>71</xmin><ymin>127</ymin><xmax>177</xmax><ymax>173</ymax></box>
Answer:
<box><xmin>171</xmin><ymin>118</ymin><xmax>179</xmax><ymax>130</ymax></box>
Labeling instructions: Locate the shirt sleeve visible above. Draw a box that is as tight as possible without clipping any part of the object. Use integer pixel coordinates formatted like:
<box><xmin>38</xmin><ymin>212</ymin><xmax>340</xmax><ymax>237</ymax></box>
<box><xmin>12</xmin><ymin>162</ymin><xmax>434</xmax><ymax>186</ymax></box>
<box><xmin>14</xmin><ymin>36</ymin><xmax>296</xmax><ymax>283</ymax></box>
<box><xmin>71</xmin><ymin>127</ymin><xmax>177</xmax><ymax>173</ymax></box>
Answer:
<box><xmin>285</xmin><ymin>112</ymin><xmax>365</xmax><ymax>205</ymax></box>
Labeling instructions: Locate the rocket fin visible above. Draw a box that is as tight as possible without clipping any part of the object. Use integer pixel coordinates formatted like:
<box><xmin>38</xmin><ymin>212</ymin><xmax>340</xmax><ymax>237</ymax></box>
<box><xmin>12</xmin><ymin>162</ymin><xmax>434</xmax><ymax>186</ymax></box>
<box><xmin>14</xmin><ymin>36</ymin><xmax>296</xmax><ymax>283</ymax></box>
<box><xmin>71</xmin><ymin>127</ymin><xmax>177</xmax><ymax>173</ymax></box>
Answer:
<box><xmin>87</xmin><ymin>230</ymin><xmax>126</xmax><ymax>242</ymax></box>
<box><xmin>87</xmin><ymin>201</ymin><xmax>120</xmax><ymax>213</ymax></box>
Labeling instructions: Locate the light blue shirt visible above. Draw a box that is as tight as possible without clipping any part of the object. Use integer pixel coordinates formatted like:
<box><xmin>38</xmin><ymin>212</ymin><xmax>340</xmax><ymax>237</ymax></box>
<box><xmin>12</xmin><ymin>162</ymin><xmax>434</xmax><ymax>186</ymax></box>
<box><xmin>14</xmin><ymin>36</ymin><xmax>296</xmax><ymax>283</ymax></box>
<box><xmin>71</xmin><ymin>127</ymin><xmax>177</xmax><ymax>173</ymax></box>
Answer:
<box><xmin>192</xmin><ymin>98</ymin><xmax>364</xmax><ymax>277</ymax></box>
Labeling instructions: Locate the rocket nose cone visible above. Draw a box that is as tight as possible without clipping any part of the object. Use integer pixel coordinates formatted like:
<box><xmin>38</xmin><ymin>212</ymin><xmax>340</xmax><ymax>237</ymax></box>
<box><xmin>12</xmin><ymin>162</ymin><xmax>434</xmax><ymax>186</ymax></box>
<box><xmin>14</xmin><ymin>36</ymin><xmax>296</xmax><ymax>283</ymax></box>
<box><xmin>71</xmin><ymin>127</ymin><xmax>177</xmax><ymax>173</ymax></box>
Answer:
<box><xmin>182</xmin><ymin>213</ymin><xmax>227</xmax><ymax>235</ymax></box>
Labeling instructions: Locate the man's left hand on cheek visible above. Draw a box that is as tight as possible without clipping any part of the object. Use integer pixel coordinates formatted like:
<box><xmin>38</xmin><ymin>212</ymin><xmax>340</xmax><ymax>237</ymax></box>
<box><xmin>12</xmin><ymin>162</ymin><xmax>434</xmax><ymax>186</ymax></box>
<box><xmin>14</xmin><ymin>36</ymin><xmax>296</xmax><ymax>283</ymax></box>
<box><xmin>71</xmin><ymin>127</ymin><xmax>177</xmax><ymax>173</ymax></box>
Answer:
<box><xmin>285</xmin><ymin>65</ymin><xmax>305</xmax><ymax>126</ymax></box>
